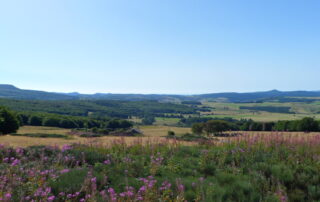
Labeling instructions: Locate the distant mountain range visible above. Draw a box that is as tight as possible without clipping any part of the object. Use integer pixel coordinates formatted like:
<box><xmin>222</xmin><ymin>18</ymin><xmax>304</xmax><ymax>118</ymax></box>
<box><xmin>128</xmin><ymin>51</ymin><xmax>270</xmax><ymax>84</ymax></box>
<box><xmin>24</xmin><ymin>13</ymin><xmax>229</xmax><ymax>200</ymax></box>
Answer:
<box><xmin>1</xmin><ymin>84</ymin><xmax>320</xmax><ymax>103</ymax></box>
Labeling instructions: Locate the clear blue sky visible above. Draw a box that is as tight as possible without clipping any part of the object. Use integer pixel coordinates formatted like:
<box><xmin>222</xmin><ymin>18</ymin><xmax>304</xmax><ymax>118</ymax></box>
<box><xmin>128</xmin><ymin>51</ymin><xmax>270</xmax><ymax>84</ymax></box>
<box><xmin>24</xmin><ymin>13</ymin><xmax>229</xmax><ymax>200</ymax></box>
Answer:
<box><xmin>1</xmin><ymin>0</ymin><xmax>319</xmax><ymax>94</ymax></box>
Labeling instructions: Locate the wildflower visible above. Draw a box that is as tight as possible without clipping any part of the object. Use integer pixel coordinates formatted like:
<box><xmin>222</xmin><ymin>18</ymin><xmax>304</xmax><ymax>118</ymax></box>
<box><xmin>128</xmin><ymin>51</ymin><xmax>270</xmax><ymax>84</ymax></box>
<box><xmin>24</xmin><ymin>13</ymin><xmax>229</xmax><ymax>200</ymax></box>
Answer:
<box><xmin>91</xmin><ymin>177</ymin><xmax>97</xmax><ymax>183</ymax></box>
<box><xmin>47</xmin><ymin>196</ymin><xmax>55</xmax><ymax>201</ymax></box>
<box><xmin>160</xmin><ymin>181</ymin><xmax>171</xmax><ymax>191</ymax></box>
<box><xmin>15</xmin><ymin>147</ymin><xmax>24</xmax><ymax>155</ymax></box>
<box><xmin>103</xmin><ymin>159</ymin><xmax>111</xmax><ymax>165</ymax></box>
<box><xmin>5</xmin><ymin>193</ymin><xmax>11</xmax><ymax>199</ymax></box>
<box><xmin>11</xmin><ymin>159</ymin><xmax>20</xmax><ymax>166</ymax></box>
<box><xmin>60</xmin><ymin>169</ymin><xmax>70</xmax><ymax>174</ymax></box>
<box><xmin>62</xmin><ymin>144</ymin><xmax>72</xmax><ymax>152</ymax></box>
<box><xmin>138</xmin><ymin>186</ymin><xmax>146</xmax><ymax>193</ymax></box>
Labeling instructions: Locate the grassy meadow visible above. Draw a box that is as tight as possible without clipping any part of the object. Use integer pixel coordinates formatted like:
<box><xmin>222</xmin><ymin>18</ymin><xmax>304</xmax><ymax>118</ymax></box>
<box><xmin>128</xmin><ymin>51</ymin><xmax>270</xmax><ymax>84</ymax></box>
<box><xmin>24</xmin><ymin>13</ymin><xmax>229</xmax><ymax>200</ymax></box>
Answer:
<box><xmin>0</xmin><ymin>132</ymin><xmax>319</xmax><ymax>201</ymax></box>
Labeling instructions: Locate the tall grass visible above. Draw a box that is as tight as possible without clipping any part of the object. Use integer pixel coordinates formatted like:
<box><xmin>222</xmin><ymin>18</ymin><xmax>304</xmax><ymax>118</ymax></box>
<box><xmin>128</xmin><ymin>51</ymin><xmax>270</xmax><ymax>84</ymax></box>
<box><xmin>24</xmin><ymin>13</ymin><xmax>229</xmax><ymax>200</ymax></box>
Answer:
<box><xmin>0</xmin><ymin>133</ymin><xmax>319</xmax><ymax>201</ymax></box>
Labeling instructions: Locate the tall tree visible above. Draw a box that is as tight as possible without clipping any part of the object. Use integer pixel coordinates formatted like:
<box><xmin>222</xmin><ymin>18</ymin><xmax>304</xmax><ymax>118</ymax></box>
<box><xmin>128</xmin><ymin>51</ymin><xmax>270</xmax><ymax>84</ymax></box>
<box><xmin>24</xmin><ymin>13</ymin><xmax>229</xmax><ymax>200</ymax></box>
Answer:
<box><xmin>0</xmin><ymin>107</ymin><xmax>20</xmax><ymax>134</ymax></box>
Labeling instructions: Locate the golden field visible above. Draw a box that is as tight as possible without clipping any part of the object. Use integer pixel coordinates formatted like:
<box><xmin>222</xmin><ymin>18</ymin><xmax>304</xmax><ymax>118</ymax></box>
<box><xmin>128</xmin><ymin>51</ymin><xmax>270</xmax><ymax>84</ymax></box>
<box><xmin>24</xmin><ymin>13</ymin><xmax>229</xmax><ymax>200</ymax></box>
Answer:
<box><xmin>0</xmin><ymin>125</ymin><xmax>192</xmax><ymax>147</ymax></box>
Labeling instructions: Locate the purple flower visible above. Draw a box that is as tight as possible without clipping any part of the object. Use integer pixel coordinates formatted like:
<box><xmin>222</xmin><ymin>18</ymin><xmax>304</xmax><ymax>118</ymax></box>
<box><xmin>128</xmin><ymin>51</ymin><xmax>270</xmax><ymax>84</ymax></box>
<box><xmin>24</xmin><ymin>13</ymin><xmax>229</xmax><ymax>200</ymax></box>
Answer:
<box><xmin>5</xmin><ymin>193</ymin><xmax>12</xmax><ymax>199</ymax></box>
<box><xmin>103</xmin><ymin>159</ymin><xmax>111</xmax><ymax>165</ymax></box>
<box><xmin>138</xmin><ymin>185</ymin><xmax>146</xmax><ymax>193</ymax></box>
<box><xmin>60</xmin><ymin>169</ymin><xmax>70</xmax><ymax>174</ymax></box>
<box><xmin>11</xmin><ymin>159</ymin><xmax>20</xmax><ymax>166</ymax></box>
<box><xmin>91</xmin><ymin>177</ymin><xmax>97</xmax><ymax>183</ymax></box>
<box><xmin>47</xmin><ymin>196</ymin><xmax>55</xmax><ymax>201</ymax></box>
<box><xmin>160</xmin><ymin>181</ymin><xmax>171</xmax><ymax>191</ymax></box>
<box><xmin>62</xmin><ymin>144</ymin><xmax>72</xmax><ymax>152</ymax></box>
<box><xmin>108</xmin><ymin>188</ymin><xmax>115</xmax><ymax>194</ymax></box>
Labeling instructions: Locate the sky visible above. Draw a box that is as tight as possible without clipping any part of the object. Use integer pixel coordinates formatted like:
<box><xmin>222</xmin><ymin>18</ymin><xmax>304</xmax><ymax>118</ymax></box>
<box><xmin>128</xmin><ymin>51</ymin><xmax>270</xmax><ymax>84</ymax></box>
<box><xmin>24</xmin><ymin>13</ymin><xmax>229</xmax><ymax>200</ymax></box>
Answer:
<box><xmin>1</xmin><ymin>0</ymin><xmax>320</xmax><ymax>94</ymax></box>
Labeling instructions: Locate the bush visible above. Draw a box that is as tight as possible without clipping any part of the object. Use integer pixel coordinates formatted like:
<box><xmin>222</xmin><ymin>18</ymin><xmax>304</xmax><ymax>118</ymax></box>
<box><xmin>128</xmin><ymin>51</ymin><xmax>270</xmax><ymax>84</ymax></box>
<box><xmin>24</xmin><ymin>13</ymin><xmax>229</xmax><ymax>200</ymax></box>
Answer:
<box><xmin>167</xmin><ymin>130</ymin><xmax>175</xmax><ymax>137</ymax></box>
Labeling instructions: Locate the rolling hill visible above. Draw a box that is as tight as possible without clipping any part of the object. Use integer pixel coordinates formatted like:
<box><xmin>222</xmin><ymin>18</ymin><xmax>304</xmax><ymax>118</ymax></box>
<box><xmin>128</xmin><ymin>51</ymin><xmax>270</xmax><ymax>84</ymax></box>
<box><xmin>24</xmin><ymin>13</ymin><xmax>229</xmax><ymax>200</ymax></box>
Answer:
<box><xmin>1</xmin><ymin>84</ymin><xmax>320</xmax><ymax>103</ymax></box>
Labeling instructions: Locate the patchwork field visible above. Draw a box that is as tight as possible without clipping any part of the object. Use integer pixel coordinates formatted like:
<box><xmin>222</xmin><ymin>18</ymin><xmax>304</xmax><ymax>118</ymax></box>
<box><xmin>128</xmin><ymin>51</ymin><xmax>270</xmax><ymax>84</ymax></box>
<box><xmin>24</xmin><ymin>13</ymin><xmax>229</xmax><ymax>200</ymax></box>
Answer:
<box><xmin>200</xmin><ymin>101</ymin><xmax>320</xmax><ymax>121</ymax></box>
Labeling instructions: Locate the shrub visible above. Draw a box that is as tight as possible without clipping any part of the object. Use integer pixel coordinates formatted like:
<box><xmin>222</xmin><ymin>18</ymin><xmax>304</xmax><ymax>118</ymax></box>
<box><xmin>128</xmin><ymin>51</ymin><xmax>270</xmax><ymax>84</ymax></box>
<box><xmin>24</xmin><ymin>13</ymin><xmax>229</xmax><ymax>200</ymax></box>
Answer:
<box><xmin>167</xmin><ymin>131</ymin><xmax>175</xmax><ymax>137</ymax></box>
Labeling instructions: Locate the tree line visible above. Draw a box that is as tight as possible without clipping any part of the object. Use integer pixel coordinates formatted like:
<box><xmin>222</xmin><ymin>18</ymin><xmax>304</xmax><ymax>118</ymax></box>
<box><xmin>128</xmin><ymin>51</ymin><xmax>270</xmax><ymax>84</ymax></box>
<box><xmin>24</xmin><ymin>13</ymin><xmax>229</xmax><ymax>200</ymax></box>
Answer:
<box><xmin>0</xmin><ymin>107</ymin><xmax>133</xmax><ymax>135</ymax></box>
<box><xmin>0</xmin><ymin>99</ymin><xmax>197</xmax><ymax>119</ymax></box>
<box><xmin>191</xmin><ymin>117</ymin><xmax>320</xmax><ymax>136</ymax></box>
<box><xmin>17</xmin><ymin>112</ymin><xmax>133</xmax><ymax>129</ymax></box>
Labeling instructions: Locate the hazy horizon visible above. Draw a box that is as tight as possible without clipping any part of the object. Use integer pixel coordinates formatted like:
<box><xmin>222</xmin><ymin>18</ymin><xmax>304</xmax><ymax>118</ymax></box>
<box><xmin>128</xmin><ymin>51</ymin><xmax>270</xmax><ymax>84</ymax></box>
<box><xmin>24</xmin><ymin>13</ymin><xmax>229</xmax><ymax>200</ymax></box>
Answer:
<box><xmin>3</xmin><ymin>83</ymin><xmax>320</xmax><ymax>96</ymax></box>
<box><xmin>1</xmin><ymin>0</ymin><xmax>320</xmax><ymax>94</ymax></box>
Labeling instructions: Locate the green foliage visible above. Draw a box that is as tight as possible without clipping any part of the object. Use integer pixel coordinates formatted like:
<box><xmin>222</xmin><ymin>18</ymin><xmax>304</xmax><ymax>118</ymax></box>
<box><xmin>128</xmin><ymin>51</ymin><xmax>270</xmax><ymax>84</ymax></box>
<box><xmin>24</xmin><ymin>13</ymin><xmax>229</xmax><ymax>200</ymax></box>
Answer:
<box><xmin>142</xmin><ymin>116</ymin><xmax>155</xmax><ymax>125</ymax></box>
<box><xmin>181</xmin><ymin>101</ymin><xmax>202</xmax><ymax>105</ymax></box>
<box><xmin>297</xmin><ymin>117</ymin><xmax>319</xmax><ymax>132</ymax></box>
<box><xmin>173</xmin><ymin>133</ymin><xmax>208</xmax><ymax>141</ymax></box>
<box><xmin>42</xmin><ymin>117</ymin><xmax>61</xmax><ymax>127</ymax></box>
<box><xmin>49</xmin><ymin>168</ymin><xmax>88</xmax><ymax>195</ymax></box>
<box><xmin>204</xmin><ymin>120</ymin><xmax>231</xmax><ymax>135</ymax></box>
<box><xmin>0</xmin><ymin>106</ymin><xmax>20</xmax><ymax>134</ymax></box>
<box><xmin>167</xmin><ymin>130</ymin><xmax>175</xmax><ymax>137</ymax></box>
<box><xmin>0</xmin><ymin>98</ymin><xmax>196</xmax><ymax>119</ymax></box>
<box><xmin>28</xmin><ymin>115</ymin><xmax>43</xmax><ymax>126</ymax></box>
<box><xmin>1</xmin><ymin>139</ymin><xmax>320</xmax><ymax>201</ymax></box>
<box><xmin>191</xmin><ymin>122</ymin><xmax>204</xmax><ymax>135</ymax></box>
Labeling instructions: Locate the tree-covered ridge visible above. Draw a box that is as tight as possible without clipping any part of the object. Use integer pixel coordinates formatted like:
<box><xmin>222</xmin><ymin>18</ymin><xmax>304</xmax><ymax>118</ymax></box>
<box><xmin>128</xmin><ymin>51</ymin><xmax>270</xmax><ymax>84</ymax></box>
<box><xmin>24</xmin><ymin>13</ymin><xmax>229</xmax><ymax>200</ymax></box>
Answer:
<box><xmin>0</xmin><ymin>99</ymin><xmax>197</xmax><ymax>119</ymax></box>
<box><xmin>0</xmin><ymin>84</ymin><xmax>76</xmax><ymax>100</ymax></box>
<box><xmin>2</xmin><ymin>84</ymin><xmax>320</xmax><ymax>103</ymax></box>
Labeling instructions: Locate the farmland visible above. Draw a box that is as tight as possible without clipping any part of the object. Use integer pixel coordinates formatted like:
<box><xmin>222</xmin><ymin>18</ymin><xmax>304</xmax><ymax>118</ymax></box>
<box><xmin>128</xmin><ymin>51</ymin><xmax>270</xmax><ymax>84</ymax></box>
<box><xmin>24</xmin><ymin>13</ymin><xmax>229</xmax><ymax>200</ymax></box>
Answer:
<box><xmin>197</xmin><ymin>101</ymin><xmax>320</xmax><ymax>122</ymax></box>
<box><xmin>0</xmin><ymin>126</ymin><xmax>191</xmax><ymax>148</ymax></box>
<box><xmin>2</xmin><ymin>91</ymin><xmax>320</xmax><ymax>201</ymax></box>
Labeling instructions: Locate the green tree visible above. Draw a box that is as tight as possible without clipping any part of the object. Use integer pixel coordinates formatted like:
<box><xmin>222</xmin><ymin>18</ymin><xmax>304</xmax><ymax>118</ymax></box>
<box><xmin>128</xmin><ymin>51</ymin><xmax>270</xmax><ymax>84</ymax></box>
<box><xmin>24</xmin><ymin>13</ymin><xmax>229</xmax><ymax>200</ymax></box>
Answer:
<box><xmin>106</xmin><ymin>119</ymin><xmax>121</xmax><ymax>129</ymax></box>
<box><xmin>192</xmin><ymin>123</ymin><xmax>204</xmax><ymax>135</ymax></box>
<box><xmin>119</xmin><ymin>120</ymin><xmax>133</xmax><ymax>129</ymax></box>
<box><xmin>167</xmin><ymin>130</ymin><xmax>175</xmax><ymax>137</ymax></box>
<box><xmin>0</xmin><ymin>107</ymin><xmax>20</xmax><ymax>134</ymax></box>
<box><xmin>28</xmin><ymin>115</ymin><xmax>43</xmax><ymax>126</ymax></box>
<box><xmin>60</xmin><ymin>119</ymin><xmax>78</xmax><ymax>128</ymax></box>
<box><xmin>204</xmin><ymin>120</ymin><xmax>230</xmax><ymax>136</ymax></box>
<box><xmin>43</xmin><ymin>117</ymin><xmax>61</xmax><ymax>127</ymax></box>
<box><xmin>142</xmin><ymin>116</ymin><xmax>155</xmax><ymax>125</ymax></box>
<box><xmin>297</xmin><ymin>117</ymin><xmax>319</xmax><ymax>132</ymax></box>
